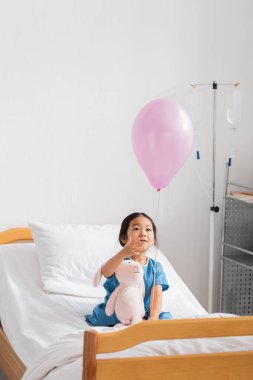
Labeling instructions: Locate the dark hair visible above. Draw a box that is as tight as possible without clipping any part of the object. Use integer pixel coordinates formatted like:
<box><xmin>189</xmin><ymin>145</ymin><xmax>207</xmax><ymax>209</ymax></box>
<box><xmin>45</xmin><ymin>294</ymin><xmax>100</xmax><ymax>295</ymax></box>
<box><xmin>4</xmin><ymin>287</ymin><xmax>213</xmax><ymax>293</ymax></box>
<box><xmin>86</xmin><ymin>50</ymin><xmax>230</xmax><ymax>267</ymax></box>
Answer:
<box><xmin>119</xmin><ymin>212</ymin><xmax>157</xmax><ymax>247</ymax></box>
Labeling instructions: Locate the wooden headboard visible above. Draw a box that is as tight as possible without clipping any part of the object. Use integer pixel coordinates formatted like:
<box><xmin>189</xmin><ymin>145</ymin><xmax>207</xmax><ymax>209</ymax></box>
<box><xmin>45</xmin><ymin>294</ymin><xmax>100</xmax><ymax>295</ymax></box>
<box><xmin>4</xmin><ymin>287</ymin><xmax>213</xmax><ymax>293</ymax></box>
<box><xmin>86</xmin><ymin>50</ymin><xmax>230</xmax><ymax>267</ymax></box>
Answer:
<box><xmin>0</xmin><ymin>228</ymin><xmax>33</xmax><ymax>245</ymax></box>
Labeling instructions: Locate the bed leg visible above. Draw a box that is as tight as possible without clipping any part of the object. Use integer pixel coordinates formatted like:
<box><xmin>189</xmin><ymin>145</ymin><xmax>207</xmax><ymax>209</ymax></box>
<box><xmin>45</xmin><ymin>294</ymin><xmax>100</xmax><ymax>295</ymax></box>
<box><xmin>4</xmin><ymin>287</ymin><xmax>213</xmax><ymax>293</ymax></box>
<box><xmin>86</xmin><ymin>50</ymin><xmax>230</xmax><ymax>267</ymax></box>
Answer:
<box><xmin>83</xmin><ymin>330</ymin><xmax>98</xmax><ymax>380</ymax></box>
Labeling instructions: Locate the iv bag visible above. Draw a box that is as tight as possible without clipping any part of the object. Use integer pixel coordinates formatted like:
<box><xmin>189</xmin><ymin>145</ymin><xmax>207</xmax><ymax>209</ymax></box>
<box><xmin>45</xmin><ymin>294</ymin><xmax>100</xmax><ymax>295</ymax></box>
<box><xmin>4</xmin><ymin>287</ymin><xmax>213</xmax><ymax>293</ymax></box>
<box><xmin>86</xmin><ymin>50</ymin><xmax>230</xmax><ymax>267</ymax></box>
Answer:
<box><xmin>227</xmin><ymin>88</ymin><xmax>242</xmax><ymax>125</ymax></box>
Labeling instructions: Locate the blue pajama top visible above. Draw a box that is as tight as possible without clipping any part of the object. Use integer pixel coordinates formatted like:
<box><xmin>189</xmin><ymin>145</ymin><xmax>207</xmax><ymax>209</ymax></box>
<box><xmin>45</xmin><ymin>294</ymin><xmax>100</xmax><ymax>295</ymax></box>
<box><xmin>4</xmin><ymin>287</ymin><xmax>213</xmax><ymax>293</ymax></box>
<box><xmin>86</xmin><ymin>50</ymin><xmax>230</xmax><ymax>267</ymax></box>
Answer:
<box><xmin>85</xmin><ymin>258</ymin><xmax>172</xmax><ymax>326</ymax></box>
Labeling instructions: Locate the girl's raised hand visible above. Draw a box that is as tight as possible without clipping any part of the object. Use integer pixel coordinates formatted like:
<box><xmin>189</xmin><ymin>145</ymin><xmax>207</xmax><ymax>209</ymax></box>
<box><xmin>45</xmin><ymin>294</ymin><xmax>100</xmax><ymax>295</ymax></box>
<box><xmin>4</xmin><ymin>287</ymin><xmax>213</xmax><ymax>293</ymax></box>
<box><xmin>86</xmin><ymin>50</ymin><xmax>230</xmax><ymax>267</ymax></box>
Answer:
<box><xmin>122</xmin><ymin>236</ymin><xmax>142</xmax><ymax>258</ymax></box>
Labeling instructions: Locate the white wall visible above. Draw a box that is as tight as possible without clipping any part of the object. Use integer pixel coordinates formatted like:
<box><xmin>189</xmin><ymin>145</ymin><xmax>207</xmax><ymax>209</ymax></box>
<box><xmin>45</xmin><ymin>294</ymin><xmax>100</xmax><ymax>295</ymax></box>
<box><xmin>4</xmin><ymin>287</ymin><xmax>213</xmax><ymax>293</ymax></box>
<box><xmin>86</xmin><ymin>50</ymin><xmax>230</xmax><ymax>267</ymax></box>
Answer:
<box><xmin>0</xmin><ymin>0</ymin><xmax>253</xmax><ymax>311</ymax></box>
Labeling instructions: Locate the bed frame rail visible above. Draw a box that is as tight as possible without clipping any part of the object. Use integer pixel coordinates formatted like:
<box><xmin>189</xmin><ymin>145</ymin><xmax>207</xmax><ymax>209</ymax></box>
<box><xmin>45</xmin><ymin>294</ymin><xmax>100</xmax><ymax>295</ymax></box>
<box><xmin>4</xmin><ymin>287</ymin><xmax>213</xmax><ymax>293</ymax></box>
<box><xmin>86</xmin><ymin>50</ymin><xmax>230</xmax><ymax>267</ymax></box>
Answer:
<box><xmin>0</xmin><ymin>325</ymin><xmax>26</xmax><ymax>380</ymax></box>
<box><xmin>0</xmin><ymin>228</ymin><xmax>32</xmax><ymax>379</ymax></box>
<box><xmin>83</xmin><ymin>316</ymin><xmax>253</xmax><ymax>380</ymax></box>
<box><xmin>0</xmin><ymin>228</ymin><xmax>32</xmax><ymax>244</ymax></box>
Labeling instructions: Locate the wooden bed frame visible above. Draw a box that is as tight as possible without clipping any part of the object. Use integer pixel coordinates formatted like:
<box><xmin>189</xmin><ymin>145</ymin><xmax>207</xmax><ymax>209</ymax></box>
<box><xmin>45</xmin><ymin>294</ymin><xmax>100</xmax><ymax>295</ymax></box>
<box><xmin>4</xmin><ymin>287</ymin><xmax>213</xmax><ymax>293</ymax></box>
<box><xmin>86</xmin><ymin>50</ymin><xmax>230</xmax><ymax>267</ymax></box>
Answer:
<box><xmin>1</xmin><ymin>228</ymin><xmax>253</xmax><ymax>380</ymax></box>
<box><xmin>83</xmin><ymin>317</ymin><xmax>253</xmax><ymax>380</ymax></box>
<box><xmin>0</xmin><ymin>229</ymin><xmax>31</xmax><ymax>380</ymax></box>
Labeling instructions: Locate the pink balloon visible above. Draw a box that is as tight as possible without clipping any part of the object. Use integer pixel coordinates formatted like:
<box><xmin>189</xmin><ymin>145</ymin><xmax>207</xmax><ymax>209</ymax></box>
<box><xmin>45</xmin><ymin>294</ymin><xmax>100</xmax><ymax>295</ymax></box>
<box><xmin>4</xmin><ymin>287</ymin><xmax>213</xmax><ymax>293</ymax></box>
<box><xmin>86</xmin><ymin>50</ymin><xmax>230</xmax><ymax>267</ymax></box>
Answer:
<box><xmin>132</xmin><ymin>98</ymin><xmax>194</xmax><ymax>191</ymax></box>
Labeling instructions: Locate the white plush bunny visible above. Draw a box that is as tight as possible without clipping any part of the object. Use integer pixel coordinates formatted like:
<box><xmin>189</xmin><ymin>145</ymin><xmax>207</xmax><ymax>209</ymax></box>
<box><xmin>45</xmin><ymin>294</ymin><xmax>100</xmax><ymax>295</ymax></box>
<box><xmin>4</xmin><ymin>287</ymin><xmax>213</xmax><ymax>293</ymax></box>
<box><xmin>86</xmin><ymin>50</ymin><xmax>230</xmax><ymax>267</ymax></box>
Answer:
<box><xmin>106</xmin><ymin>260</ymin><xmax>145</xmax><ymax>325</ymax></box>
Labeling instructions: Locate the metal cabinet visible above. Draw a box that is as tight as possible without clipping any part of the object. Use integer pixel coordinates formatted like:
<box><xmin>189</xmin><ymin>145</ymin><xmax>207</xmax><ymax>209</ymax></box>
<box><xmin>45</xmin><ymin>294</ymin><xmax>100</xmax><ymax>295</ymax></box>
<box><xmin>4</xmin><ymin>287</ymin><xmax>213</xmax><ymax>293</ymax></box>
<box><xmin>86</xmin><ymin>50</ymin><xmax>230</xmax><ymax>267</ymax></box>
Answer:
<box><xmin>221</xmin><ymin>190</ymin><xmax>253</xmax><ymax>315</ymax></box>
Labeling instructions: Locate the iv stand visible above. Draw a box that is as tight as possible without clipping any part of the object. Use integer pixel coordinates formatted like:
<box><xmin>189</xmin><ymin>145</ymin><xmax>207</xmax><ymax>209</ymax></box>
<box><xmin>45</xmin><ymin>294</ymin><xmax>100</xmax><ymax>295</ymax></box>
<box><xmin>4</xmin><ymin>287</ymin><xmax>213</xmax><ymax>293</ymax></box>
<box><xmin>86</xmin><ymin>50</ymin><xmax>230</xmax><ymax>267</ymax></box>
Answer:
<box><xmin>190</xmin><ymin>80</ymin><xmax>240</xmax><ymax>313</ymax></box>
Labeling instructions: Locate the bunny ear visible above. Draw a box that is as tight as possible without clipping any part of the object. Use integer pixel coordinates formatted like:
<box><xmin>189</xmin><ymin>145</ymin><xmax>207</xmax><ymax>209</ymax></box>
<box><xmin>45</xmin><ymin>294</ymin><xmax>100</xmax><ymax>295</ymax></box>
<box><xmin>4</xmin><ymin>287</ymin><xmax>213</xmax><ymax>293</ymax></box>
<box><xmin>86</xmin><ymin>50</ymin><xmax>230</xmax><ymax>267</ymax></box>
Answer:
<box><xmin>93</xmin><ymin>266</ymin><xmax>103</xmax><ymax>287</ymax></box>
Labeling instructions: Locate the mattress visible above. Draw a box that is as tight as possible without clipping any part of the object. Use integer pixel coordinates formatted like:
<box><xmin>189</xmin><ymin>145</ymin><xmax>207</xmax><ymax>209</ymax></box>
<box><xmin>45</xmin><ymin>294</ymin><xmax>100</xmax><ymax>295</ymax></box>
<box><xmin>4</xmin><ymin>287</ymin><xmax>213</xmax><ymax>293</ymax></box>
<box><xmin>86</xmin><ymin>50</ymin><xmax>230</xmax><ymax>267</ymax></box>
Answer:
<box><xmin>0</xmin><ymin>243</ymin><xmax>100</xmax><ymax>366</ymax></box>
<box><xmin>1</xmin><ymin>242</ymin><xmax>252</xmax><ymax>380</ymax></box>
<box><xmin>0</xmin><ymin>242</ymin><xmax>206</xmax><ymax>366</ymax></box>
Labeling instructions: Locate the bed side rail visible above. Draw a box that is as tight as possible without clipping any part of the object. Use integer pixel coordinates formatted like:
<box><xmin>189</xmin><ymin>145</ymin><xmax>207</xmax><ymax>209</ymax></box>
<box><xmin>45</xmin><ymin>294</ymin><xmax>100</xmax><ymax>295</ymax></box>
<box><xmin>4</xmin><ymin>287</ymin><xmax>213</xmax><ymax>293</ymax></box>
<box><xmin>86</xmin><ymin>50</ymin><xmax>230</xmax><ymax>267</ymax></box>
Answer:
<box><xmin>83</xmin><ymin>316</ymin><xmax>253</xmax><ymax>380</ymax></box>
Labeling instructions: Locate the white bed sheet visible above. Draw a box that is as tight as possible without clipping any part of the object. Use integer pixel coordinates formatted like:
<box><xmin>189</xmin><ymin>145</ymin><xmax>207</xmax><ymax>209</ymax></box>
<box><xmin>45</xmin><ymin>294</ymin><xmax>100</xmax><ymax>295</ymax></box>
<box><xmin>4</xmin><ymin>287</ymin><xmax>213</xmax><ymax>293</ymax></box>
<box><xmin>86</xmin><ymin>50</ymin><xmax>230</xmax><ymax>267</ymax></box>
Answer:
<box><xmin>22</xmin><ymin>317</ymin><xmax>253</xmax><ymax>380</ymax></box>
<box><xmin>0</xmin><ymin>242</ymin><xmax>206</xmax><ymax>367</ymax></box>
<box><xmin>0</xmin><ymin>243</ymin><xmax>100</xmax><ymax>366</ymax></box>
<box><xmin>0</xmin><ymin>243</ymin><xmax>253</xmax><ymax>380</ymax></box>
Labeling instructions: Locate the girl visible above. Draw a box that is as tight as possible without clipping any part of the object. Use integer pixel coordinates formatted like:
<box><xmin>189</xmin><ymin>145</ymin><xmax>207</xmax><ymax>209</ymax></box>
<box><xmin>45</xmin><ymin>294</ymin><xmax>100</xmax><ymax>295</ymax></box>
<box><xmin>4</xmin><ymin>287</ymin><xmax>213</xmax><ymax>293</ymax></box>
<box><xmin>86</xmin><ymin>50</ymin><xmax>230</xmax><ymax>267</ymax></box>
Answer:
<box><xmin>85</xmin><ymin>212</ymin><xmax>171</xmax><ymax>326</ymax></box>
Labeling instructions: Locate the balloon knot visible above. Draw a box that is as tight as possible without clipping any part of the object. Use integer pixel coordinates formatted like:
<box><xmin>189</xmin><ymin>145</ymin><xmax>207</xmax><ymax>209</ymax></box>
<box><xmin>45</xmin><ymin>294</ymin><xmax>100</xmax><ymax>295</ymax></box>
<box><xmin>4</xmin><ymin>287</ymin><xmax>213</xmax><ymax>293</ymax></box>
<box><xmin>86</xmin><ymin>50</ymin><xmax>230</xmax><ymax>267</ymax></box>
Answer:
<box><xmin>157</xmin><ymin>188</ymin><xmax>161</xmax><ymax>192</ymax></box>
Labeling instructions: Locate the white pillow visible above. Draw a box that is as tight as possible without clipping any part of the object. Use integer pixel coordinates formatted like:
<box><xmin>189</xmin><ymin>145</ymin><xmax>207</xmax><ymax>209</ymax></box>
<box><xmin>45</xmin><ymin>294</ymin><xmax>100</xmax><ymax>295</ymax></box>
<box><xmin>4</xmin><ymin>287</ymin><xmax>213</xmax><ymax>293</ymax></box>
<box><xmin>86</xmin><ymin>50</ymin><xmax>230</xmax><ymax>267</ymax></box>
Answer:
<box><xmin>0</xmin><ymin>240</ymin><xmax>206</xmax><ymax>318</ymax></box>
<box><xmin>28</xmin><ymin>221</ymin><xmax>121</xmax><ymax>298</ymax></box>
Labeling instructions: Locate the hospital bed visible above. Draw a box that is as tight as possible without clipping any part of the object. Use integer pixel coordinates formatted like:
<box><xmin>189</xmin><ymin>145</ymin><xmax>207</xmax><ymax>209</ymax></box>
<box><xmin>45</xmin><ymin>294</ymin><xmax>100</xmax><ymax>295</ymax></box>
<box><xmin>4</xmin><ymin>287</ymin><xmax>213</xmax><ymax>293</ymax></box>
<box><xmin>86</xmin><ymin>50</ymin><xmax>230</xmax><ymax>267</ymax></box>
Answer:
<box><xmin>0</xmin><ymin>226</ymin><xmax>253</xmax><ymax>380</ymax></box>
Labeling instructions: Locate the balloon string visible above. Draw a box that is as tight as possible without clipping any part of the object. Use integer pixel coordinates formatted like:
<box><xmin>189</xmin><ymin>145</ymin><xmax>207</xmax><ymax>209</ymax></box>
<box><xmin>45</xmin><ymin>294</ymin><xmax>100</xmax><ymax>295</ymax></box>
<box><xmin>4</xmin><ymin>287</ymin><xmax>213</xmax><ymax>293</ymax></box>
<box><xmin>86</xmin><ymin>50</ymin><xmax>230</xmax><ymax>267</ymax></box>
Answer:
<box><xmin>150</xmin><ymin>189</ymin><xmax>160</xmax><ymax>318</ymax></box>
<box><xmin>155</xmin><ymin>189</ymin><xmax>161</xmax><ymax>222</ymax></box>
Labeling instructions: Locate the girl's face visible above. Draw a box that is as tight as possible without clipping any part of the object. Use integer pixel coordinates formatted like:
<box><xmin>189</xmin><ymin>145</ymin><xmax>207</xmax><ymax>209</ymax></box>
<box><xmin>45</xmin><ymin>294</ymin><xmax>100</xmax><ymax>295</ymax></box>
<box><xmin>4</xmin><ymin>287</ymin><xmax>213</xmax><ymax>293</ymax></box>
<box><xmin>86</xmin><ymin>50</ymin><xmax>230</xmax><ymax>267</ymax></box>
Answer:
<box><xmin>122</xmin><ymin>215</ymin><xmax>155</xmax><ymax>250</ymax></box>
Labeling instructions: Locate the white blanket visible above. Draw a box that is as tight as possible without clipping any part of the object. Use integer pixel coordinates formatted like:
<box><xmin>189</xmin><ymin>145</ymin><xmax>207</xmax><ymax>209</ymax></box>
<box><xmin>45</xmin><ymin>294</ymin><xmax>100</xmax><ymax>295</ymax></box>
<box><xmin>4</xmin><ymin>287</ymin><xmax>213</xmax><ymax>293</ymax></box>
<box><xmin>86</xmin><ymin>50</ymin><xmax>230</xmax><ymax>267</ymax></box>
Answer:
<box><xmin>1</xmin><ymin>243</ymin><xmax>252</xmax><ymax>380</ymax></box>
<box><xmin>22</xmin><ymin>313</ymin><xmax>253</xmax><ymax>380</ymax></box>
<box><xmin>0</xmin><ymin>243</ymin><xmax>206</xmax><ymax>366</ymax></box>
